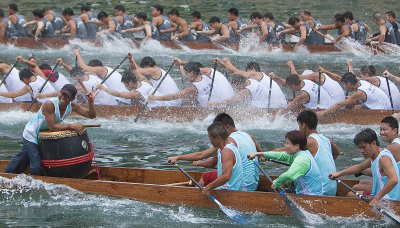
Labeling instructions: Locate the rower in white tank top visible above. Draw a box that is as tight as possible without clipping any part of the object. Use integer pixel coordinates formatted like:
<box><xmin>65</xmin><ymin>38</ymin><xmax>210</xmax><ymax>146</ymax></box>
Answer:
<box><xmin>204</xmin><ymin>71</ymin><xmax>234</xmax><ymax>102</ymax></box>
<box><xmin>301</xmin><ymin>79</ymin><xmax>332</xmax><ymax>109</ymax></box>
<box><xmin>150</xmin><ymin>68</ymin><xmax>182</xmax><ymax>106</ymax></box>
<box><xmin>104</xmin><ymin>66</ymin><xmax>131</xmax><ymax>104</ymax></box>
<box><xmin>321</xmin><ymin>73</ymin><xmax>345</xmax><ymax>105</ymax></box>
<box><xmin>245</xmin><ymin>79</ymin><xmax>269</xmax><ymax>108</ymax></box>
<box><xmin>375</xmin><ymin>76</ymin><xmax>400</xmax><ymax>110</ymax></box>
<box><xmin>358</xmin><ymin>80</ymin><xmax>390</xmax><ymax>110</ymax></box>
<box><xmin>259</xmin><ymin>72</ymin><xmax>287</xmax><ymax>107</ymax></box>
<box><xmin>49</xmin><ymin>72</ymin><xmax>71</xmax><ymax>91</ymax></box>
<box><xmin>192</xmin><ymin>75</ymin><xmax>214</xmax><ymax>106</ymax></box>
<box><xmin>209</xmin><ymin>68</ymin><xmax>235</xmax><ymax>98</ymax></box>
<box><xmin>29</xmin><ymin>76</ymin><xmax>56</xmax><ymax>103</ymax></box>
<box><xmin>82</xmin><ymin>74</ymin><xmax>118</xmax><ymax>105</ymax></box>
<box><xmin>4</xmin><ymin>68</ymin><xmax>31</xmax><ymax>102</ymax></box>
<box><xmin>135</xmin><ymin>81</ymin><xmax>165</xmax><ymax>108</ymax></box>
<box><xmin>0</xmin><ymin>84</ymin><xmax>12</xmax><ymax>103</ymax></box>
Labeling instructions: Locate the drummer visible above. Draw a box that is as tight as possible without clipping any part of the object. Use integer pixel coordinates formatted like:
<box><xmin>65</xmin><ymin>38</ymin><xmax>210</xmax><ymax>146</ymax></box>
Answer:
<box><xmin>3</xmin><ymin>84</ymin><xmax>97</xmax><ymax>176</ymax></box>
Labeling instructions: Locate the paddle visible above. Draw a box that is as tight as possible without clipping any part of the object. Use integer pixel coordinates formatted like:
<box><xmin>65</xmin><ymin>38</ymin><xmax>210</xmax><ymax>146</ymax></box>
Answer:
<box><xmin>83</xmin><ymin>124</ymin><xmax>101</xmax><ymax>128</ymax></box>
<box><xmin>267</xmin><ymin>76</ymin><xmax>273</xmax><ymax>112</ymax></box>
<box><xmin>333</xmin><ymin>177</ymin><xmax>400</xmax><ymax>225</ymax></box>
<box><xmin>265</xmin><ymin>158</ymin><xmax>290</xmax><ymax>167</ymax></box>
<box><xmin>250</xmin><ymin>158</ymin><xmax>310</xmax><ymax>226</ymax></box>
<box><xmin>0</xmin><ymin>60</ymin><xmax>18</xmax><ymax>87</ymax></box>
<box><xmin>317</xmin><ymin>71</ymin><xmax>321</xmax><ymax>110</ymax></box>
<box><xmin>170</xmin><ymin>162</ymin><xmax>249</xmax><ymax>224</ymax></box>
<box><xmin>207</xmin><ymin>61</ymin><xmax>218</xmax><ymax>101</ymax></box>
<box><xmin>385</xmin><ymin>76</ymin><xmax>395</xmax><ymax>114</ymax></box>
<box><xmin>100</xmin><ymin>56</ymin><xmax>128</xmax><ymax>85</ymax></box>
<box><xmin>314</xmin><ymin>30</ymin><xmax>354</xmax><ymax>53</ymax></box>
<box><xmin>27</xmin><ymin>61</ymin><xmax>60</xmax><ymax>111</ymax></box>
<box><xmin>134</xmin><ymin>62</ymin><xmax>175</xmax><ymax>123</ymax></box>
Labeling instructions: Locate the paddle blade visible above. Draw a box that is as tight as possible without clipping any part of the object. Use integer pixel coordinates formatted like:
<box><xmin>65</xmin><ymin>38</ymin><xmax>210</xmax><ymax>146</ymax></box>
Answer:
<box><xmin>279</xmin><ymin>192</ymin><xmax>311</xmax><ymax>225</ymax></box>
<box><xmin>208</xmin><ymin>195</ymin><xmax>249</xmax><ymax>224</ymax></box>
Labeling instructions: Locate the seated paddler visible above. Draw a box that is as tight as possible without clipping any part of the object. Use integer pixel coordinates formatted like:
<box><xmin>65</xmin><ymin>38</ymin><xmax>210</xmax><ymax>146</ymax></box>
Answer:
<box><xmin>248</xmin><ymin>130</ymin><xmax>323</xmax><ymax>196</ymax></box>
<box><xmin>3</xmin><ymin>84</ymin><xmax>97</xmax><ymax>176</ymax></box>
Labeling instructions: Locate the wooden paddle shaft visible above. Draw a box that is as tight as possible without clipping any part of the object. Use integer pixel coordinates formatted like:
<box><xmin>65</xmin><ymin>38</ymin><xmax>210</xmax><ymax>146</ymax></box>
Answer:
<box><xmin>83</xmin><ymin>124</ymin><xmax>101</xmax><ymax>128</ymax></box>
<box><xmin>314</xmin><ymin>30</ymin><xmax>352</xmax><ymax>53</ymax></box>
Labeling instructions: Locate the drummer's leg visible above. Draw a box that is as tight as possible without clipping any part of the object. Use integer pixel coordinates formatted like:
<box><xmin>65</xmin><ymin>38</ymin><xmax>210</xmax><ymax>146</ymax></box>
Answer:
<box><xmin>4</xmin><ymin>138</ymin><xmax>30</xmax><ymax>174</ymax></box>
<box><xmin>24</xmin><ymin>138</ymin><xmax>42</xmax><ymax>176</ymax></box>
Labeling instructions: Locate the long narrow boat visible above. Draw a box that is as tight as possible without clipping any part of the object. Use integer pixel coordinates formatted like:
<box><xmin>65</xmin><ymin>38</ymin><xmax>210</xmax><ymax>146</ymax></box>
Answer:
<box><xmin>0</xmin><ymin>160</ymin><xmax>398</xmax><ymax>220</ymax></box>
<box><xmin>0</xmin><ymin>37</ymin><xmax>343</xmax><ymax>53</ymax></box>
<box><xmin>0</xmin><ymin>102</ymin><xmax>394</xmax><ymax>125</ymax></box>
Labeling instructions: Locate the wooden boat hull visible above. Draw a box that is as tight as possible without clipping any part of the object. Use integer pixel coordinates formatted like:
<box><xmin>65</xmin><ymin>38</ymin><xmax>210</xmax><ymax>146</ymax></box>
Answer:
<box><xmin>0</xmin><ymin>160</ymin><xmax>398</xmax><ymax>219</ymax></box>
<box><xmin>0</xmin><ymin>37</ymin><xmax>342</xmax><ymax>53</ymax></box>
<box><xmin>0</xmin><ymin>102</ymin><xmax>394</xmax><ymax>125</ymax></box>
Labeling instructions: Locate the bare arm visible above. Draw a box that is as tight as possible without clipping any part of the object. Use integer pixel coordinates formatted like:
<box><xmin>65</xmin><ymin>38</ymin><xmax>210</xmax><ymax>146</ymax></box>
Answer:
<box><xmin>96</xmin><ymin>84</ymin><xmax>142</xmax><ymax>100</ymax></box>
<box><xmin>318</xmin><ymin>66</ymin><xmax>342</xmax><ymax>82</ymax></box>
<box><xmin>318</xmin><ymin>91</ymin><xmax>365</xmax><ymax>116</ymax></box>
<box><xmin>148</xmin><ymin>85</ymin><xmax>197</xmax><ymax>101</ymax></box>
<box><xmin>286</xmin><ymin>61</ymin><xmax>298</xmax><ymax>75</ymax></box>
<box><xmin>196</xmin><ymin>156</ymin><xmax>218</xmax><ymax>168</ymax></box>
<box><xmin>207</xmin><ymin>89</ymin><xmax>250</xmax><ymax>107</ymax></box>
<box><xmin>269</xmin><ymin>72</ymin><xmax>287</xmax><ymax>87</ymax></box>
<box><xmin>329</xmin><ymin>158</ymin><xmax>371</xmax><ymax>178</ymax></box>
<box><xmin>0</xmin><ymin>85</ymin><xmax>30</xmax><ymax>98</ymax></box>
<box><xmin>215</xmin><ymin>25</ymin><xmax>230</xmax><ymax>41</ymax></box>
<box><xmin>329</xmin><ymin>139</ymin><xmax>341</xmax><ymax>160</ymax></box>
<box><xmin>57</xmin><ymin>58</ymin><xmax>72</xmax><ymax>72</ymax></box>
<box><xmin>168</xmin><ymin>147</ymin><xmax>218</xmax><ymax>163</ymax></box>
<box><xmin>295</xmin><ymin>26</ymin><xmax>307</xmax><ymax>49</ymax></box>
<box><xmin>370</xmin><ymin>156</ymin><xmax>399</xmax><ymax>206</ymax></box>
<box><xmin>69</xmin><ymin>20</ymin><xmax>77</xmax><ymax>39</ymax></box>
<box><xmin>285</xmin><ymin>91</ymin><xmax>309</xmax><ymax>110</ymax></box>
<box><xmin>0</xmin><ymin>22</ymin><xmax>6</xmax><ymax>41</ymax></box>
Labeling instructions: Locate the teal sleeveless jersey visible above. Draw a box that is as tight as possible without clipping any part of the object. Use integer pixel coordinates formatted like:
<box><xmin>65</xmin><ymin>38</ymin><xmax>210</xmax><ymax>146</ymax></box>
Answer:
<box><xmin>371</xmin><ymin>149</ymin><xmax>400</xmax><ymax>201</ymax></box>
<box><xmin>23</xmin><ymin>98</ymin><xmax>72</xmax><ymax>144</ymax></box>
<box><xmin>294</xmin><ymin>150</ymin><xmax>323</xmax><ymax>195</ymax></box>
<box><xmin>217</xmin><ymin>143</ymin><xmax>244</xmax><ymax>191</ymax></box>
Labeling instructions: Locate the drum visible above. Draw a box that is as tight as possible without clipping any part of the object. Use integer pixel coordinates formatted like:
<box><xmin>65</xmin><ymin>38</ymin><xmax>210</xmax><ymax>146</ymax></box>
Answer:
<box><xmin>38</xmin><ymin>129</ymin><xmax>93</xmax><ymax>178</ymax></box>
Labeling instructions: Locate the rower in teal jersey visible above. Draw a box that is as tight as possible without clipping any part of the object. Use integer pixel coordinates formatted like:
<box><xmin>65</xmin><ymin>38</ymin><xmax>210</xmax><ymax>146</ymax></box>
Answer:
<box><xmin>297</xmin><ymin>110</ymin><xmax>340</xmax><ymax>196</ymax></box>
<box><xmin>330</xmin><ymin>128</ymin><xmax>400</xmax><ymax>207</ymax></box>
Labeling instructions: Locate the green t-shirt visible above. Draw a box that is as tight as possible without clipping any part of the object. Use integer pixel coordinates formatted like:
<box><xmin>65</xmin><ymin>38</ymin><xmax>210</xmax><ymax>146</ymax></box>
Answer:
<box><xmin>263</xmin><ymin>151</ymin><xmax>311</xmax><ymax>187</ymax></box>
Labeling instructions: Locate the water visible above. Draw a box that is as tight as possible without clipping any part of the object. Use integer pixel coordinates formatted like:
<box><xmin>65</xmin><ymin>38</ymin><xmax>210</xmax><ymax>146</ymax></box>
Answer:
<box><xmin>1</xmin><ymin>0</ymin><xmax>400</xmax><ymax>227</ymax></box>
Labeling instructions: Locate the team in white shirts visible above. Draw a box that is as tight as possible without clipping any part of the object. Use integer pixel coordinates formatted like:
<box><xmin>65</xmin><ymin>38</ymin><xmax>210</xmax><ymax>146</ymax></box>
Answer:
<box><xmin>0</xmin><ymin>54</ymin><xmax>398</xmax><ymax>114</ymax></box>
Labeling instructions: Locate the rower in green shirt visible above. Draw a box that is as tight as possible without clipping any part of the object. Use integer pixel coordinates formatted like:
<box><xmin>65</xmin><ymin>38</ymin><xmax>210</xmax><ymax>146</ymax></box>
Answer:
<box><xmin>248</xmin><ymin>130</ymin><xmax>323</xmax><ymax>195</ymax></box>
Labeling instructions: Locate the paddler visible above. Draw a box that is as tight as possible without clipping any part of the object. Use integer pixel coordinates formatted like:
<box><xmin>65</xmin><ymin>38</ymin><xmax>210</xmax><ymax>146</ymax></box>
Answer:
<box><xmin>23</xmin><ymin>9</ymin><xmax>55</xmax><ymax>41</ymax></box>
<box><xmin>0</xmin><ymin>9</ymin><xmax>17</xmax><ymax>41</ymax></box>
<box><xmin>0</xmin><ymin>56</ymin><xmax>55</xmax><ymax>103</ymax></box>
<box><xmin>96</xmin><ymin>11</ymin><xmax>121</xmax><ymax>36</ymax></box>
<box><xmin>366</xmin><ymin>12</ymin><xmax>397</xmax><ymax>46</ymax></box>
<box><xmin>351</xmin><ymin>116</ymin><xmax>400</xmax><ymax>196</ymax></box>
<box><xmin>343</xmin><ymin>11</ymin><xmax>369</xmax><ymax>44</ymax></box>
<box><xmin>189</xmin><ymin>11</ymin><xmax>210</xmax><ymax>42</ymax></box>
<box><xmin>56</xmin><ymin>8</ymin><xmax>87</xmax><ymax>39</ymax></box>
<box><xmin>200</xmin><ymin>122</ymin><xmax>244</xmax><ymax>194</ymax></box>
<box><xmin>148</xmin><ymin>62</ymin><xmax>232</xmax><ymax>106</ymax></box>
<box><xmin>270</xmin><ymin>72</ymin><xmax>332</xmax><ymax>110</ymax></box>
<box><xmin>127</xmin><ymin>53</ymin><xmax>181</xmax><ymax>106</ymax></box>
<box><xmin>152</xmin><ymin>5</ymin><xmax>172</xmax><ymax>41</ymax></box>
<box><xmin>248</xmin><ymin>130</ymin><xmax>323</xmax><ymax>196</ymax></box>
<box><xmin>317</xmin><ymin>72</ymin><xmax>391</xmax><ymax>118</ymax></box>
<box><xmin>315</xmin><ymin>13</ymin><xmax>354</xmax><ymax>43</ymax></box>
<box><xmin>74</xmin><ymin>49</ymin><xmax>131</xmax><ymax>104</ymax></box>
<box><xmin>296</xmin><ymin>110</ymin><xmax>340</xmax><ymax>196</ymax></box>
<box><xmin>215</xmin><ymin>57</ymin><xmax>287</xmax><ymax>108</ymax></box>
<box><xmin>165</xmin><ymin>9</ymin><xmax>194</xmax><ymax>42</ymax></box>
<box><xmin>197</xmin><ymin>16</ymin><xmax>237</xmax><ymax>43</ymax></box>
<box><xmin>168</xmin><ymin>113</ymin><xmax>262</xmax><ymax>191</ymax></box>
<box><xmin>330</xmin><ymin>128</ymin><xmax>400</xmax><ymax>206</ymax></box>
<box><xmin>288</xmin><ymin>61</ymin><xmax>345</xmax><ymax>105</ymax></box>
<box><xmin>3</xmin><ymin>84</ymin><xmax>97</xmax><ymax>176</ymax></box>
<box><xmin>0</xmin><ymin>61</ymin><xmax>32</xmax><ymax>102</ymax></box>
<box><xmin>7</xmin><ymin>3</ymin><xmax>29</xmax><ymax>37</ymax></box>
<box><xmin>385</xmin><ymin>11</ymin><xmax>400</xmax><ymax>45</ymax></box>
<box><xmin>96</xmin><ymin>71</ymin><xmax>165</xmax><ymax>107</ymax></box>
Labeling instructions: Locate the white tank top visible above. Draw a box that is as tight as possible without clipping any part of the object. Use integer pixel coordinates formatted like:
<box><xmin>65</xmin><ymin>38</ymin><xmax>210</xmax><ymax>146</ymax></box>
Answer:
<box><xmin>376</xmin><ymin>76</ymin><xmax>400</xmax><ymax>110</ymax></box>
<box><xmin>135</xmin><ymin>81</ymin><xmax>165</xmax><ymax>108</ymax></box>
<box><xmin>245</xmin><ymin>79</ymin><xmax>269</xmax><ymax>108</ymax></box>
<box><xmin>0</xmin><ymin>84</ymin><xmax>12</xmax><ymax>103</ymax></box>
<box><xmin>321</xmin><ymin>73</ymin><xmax>345</xmax><ymax>105</ymax></box>
<box><xmin>209</xmin><ymin>69</ymin><xmax>235</xmax><ymax>98</ymax></box>
<box><xmin>104</xmin><ymin>66</ymin><xmax>131</xmax><ymax>104</ymax></box>
<box><xmin>260</xmin><ymin>73</ymin><xmax>287</xmax><ymax>107</ymax></box>
<box><xmin>206</xmin><ymin>70</ymin><xmax>234</xmax><ymax>101</ymax></box>
<box><xmin>300</xmin><ymin>79</ymin><xmax>332</xmax><ymax>109</ymax></box>
<box><xmin>358</xmin><ymin>80</ymin><xmax>390</xmax><ymax>110</ymax></box>
<box><xmin>49</xmin><ymin>72</ymin><xmax>70</xmax><ymax>91</ymax></box>
<box><xmin>4</xmin><ymin>68</ymin><xmax>31</xmax><ymax>102</ymax></box>
<box><xmin>83</xmin><ymin>75</ymin><xmax>118</xmax><ymax>105</ymax></box>
<box><xmin>149</xmin><ymin>68</ymin><xmax>182</xmax><ymax>106</ymax></box>
<box><xmin>192</xmin><ymin>75</ymin><xmax>212</xmax><ymax>107</ymax></box>
<box><xmin>29</xmin><ymin>76</ymin><xmax>56</xmax><ymax>103</ymax></box>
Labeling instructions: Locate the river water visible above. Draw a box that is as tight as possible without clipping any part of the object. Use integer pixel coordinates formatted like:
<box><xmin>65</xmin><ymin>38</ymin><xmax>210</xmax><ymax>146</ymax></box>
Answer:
<box><xmin>1</xmin><ymin>0</ymin><xmax>400</xmax><ymax>227</ymax></box>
